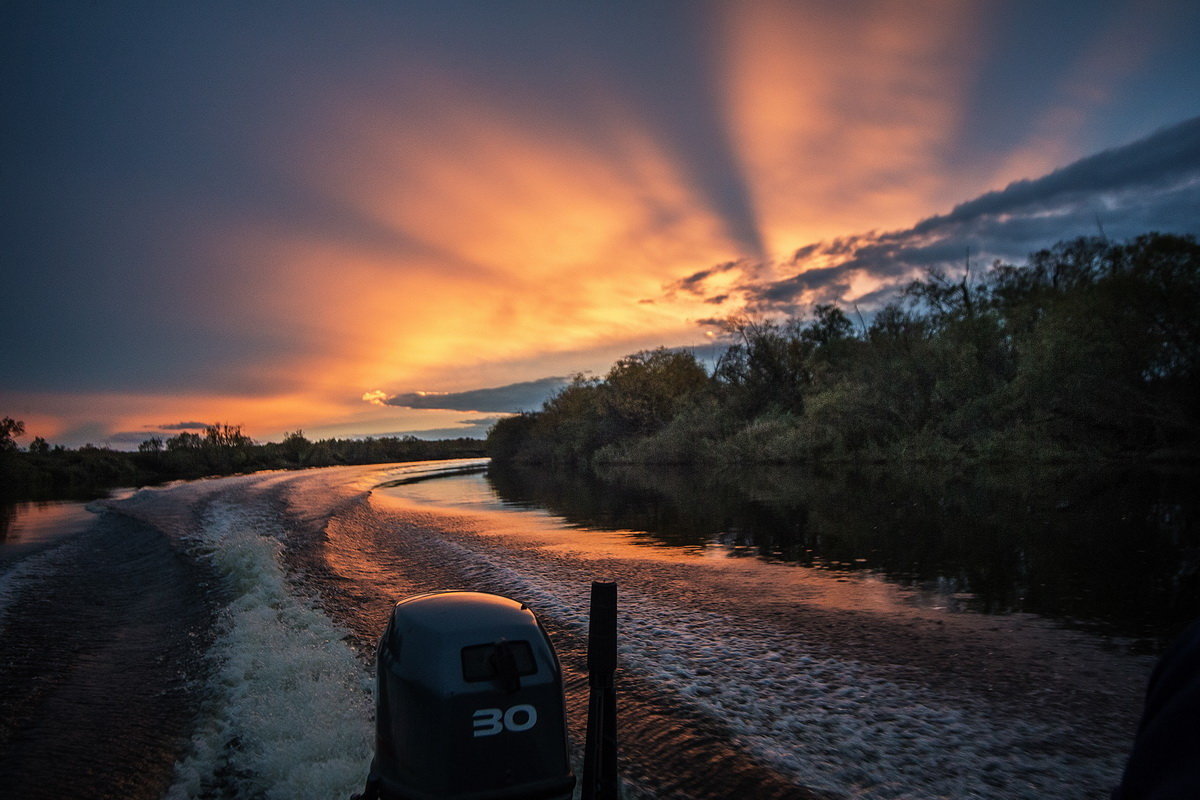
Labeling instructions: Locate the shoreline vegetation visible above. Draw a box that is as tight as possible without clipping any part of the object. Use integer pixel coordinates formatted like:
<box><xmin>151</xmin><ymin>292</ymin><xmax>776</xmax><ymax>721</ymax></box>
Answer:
<box><xmin>488</xmin><ymin>234</ymin><xmax>1200</xmax><ymax>467</ymax></box>
<box><xmin>0</xmin><ymin>424</ymin><xmax>483</xmax><ymax>502</ymax></box>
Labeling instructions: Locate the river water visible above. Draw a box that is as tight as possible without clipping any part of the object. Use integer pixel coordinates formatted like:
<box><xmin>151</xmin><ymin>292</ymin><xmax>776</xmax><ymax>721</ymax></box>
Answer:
<box><xmin>1</xmin><ymin>460</ymin><xmax>1195</xmax><ymax>800</ymax></box>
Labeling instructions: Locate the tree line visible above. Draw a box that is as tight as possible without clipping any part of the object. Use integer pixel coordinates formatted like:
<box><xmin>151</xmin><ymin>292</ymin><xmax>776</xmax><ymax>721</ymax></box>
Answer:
<box><xmin>488</xmin><ymin>233</ymin><xmax>1200</xmax><ymax>465</ymax></box>
<box><xmin>0</xmin><ymin>421</ymin><xmax>483</xmax><ymax>501</ymax></box>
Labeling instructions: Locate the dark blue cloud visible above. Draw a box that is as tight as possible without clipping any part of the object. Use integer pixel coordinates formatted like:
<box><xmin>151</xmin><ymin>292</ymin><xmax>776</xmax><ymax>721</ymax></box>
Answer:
<box><xmin>915</xmin><ymin>116</ymin><xmax>1200</xmax><ymax>234</ymax></box>
<box><xmin>379</xmin><ymin>377</ymin><xmax>570</xmax><ymax>413</ymax></box>
<box><xmin>706</xmin><ymin>116</ymin><xmax>1200</xmax><ymax>314</ymax></box>
<box><xmin>390</xmin><ymin>419</ymin><xmax>500</xmax><ymax>441</ymax></box>
<box><xmin>943</xmin><ymin>1</ymin><xmax>1200</xmax><ymax>176</ymax></box>
<box><xmin>106</xmin><ymin>431</ymin><xmax>171</xmax><ymax>447</ymax></box>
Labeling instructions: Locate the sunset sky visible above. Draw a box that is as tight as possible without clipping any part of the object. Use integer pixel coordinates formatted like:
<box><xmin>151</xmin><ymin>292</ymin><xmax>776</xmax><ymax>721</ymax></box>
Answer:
<box><xmin>3</xmin><ymin>1</ymin><xmax>1199</xmax><ymax>448</ymax></box>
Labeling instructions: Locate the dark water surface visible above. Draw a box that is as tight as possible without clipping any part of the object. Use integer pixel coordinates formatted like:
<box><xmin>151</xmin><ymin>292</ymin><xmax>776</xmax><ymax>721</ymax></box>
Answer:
<box><xmin>0</xmin><ymin>460</ymin><xmax>1192</xmax><ymax>800</ymax></box>
<box><xmin>0</xmin><ymin>495</ymin><xmax>216</xmax><ymax>800</ymax></box>
<box><xmin>1</xmin><ymin>497</ymin><xmax>106</xmax><ymax>563</ymax></box>
<box><xmin>484</xmin><ymin>461</ymin><xmax>1200</xmax><ymax>649</ymax></box>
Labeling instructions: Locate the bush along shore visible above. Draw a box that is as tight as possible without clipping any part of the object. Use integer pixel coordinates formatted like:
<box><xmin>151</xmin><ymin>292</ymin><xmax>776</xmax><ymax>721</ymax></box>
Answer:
<box><xmin>488</xmin><ymin>234</ymin><xmax>1200</xmax><ymax>466</ymax></box>
<box><xmin>0</xmin><ymin>423</ymin><xmax>484</xmax><ymax>502</ymax></box>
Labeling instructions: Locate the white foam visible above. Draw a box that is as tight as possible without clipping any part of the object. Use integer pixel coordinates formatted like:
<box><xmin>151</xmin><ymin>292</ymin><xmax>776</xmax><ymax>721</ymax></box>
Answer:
<box><xmin>167</xmin><ymin>501</ymin><xmax>374</xmax><ymax>800</ymax></box>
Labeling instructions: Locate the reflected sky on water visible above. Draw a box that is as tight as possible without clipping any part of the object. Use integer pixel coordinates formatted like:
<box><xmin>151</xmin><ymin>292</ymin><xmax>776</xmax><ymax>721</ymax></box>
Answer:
<box><xmin>474</xmin><ymin>461</ymin><xmax>1199</xmax><ymax>646</ymax></box>
<box><xmin>0</xmin><ymin>488</ymin><xmax>137</xmax><ymax>564</ymax></box>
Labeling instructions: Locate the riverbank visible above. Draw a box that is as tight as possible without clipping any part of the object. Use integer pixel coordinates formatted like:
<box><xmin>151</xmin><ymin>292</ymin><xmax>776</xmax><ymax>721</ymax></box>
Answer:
<box><xmin>0</xmin><ymin>433</ymin><xmax>484</xmax><ymax>505</ymax></box>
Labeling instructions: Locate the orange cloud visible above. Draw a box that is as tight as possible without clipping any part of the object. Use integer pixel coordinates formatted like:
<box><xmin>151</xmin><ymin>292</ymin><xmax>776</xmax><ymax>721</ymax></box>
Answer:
<box><xmin>4</xmin><ymin>389</ymin><xmax>333</xmax><ymax>445</ymax></box>
<box><xmin>213</xmin><ymin>74</ymin><xmax>750</xmax><ymax>407</ymax></box>
<box><xmin>4</xmin><ymin>385</ymin><xmax>497</xmax><ymax>447</ymax></box>
<box><xmin>187</xmin><ymin>9</ymin><xmax>1000</xmax><ymax>434</ymax></box>
<box><xmin>714</xmin><ymin>0</ymin><xmax>983</xmax><ymax>254</ymax></box>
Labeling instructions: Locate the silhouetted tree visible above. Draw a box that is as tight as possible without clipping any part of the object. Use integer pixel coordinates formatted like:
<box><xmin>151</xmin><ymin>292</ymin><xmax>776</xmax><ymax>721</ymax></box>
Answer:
<box><xmin>166</xmin><ymin>432</ymin><xmax>202</xmax><ymax>450</ymax></box>
<box><xmin>138</xmin><ymin>437</ymin><xmax>164</xmax><ymax>453</ymax></box>
<box><xmin>281</xmin><ymin>429</ymin><xmax>311</xmax><ymax>464</ymax></box>
<box><xmin>604</xmin><ymin>348</ymin><xmax>709</xmax><ymax>435</ymax></box>
<box><xmin>0</xmin><ymin>417</ymin><xmax>25</xmax><ymax>452</ymax></box>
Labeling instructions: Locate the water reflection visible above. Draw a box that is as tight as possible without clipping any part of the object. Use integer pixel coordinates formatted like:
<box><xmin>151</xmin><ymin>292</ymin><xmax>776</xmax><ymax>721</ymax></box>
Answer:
<box><xmin>486</xmin><ymin>461</ymin><xmax>1200</xmax><ymax>642</ymax></box>
<box><xmin>0</xmin><ymin>503</ymin><xmax>15</xmax><ymax>543</ymax></box>
<box><xmin>0</xmin><ymin>499</ymin><xmax>98</xmax><ymax>567</ymax></box>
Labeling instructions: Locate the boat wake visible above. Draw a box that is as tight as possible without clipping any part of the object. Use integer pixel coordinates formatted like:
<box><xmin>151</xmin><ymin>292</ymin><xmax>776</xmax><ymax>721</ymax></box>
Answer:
<box><xmin>165</xmin><ymin>500</ymin><xmax>373</xmax><ymax>800</ymax></box>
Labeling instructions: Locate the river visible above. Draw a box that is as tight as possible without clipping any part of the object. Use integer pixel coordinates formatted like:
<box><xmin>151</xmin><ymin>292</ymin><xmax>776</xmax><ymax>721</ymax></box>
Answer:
<box><xmin>1</xmin><ymin>459</ymin><xmax>1195</xmax><ymax>799</ymax></box>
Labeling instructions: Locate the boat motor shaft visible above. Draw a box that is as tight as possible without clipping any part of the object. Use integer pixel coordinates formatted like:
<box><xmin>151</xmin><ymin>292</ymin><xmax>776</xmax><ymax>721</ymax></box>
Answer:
<box><xmin>582</xmin><ymin>581</ymin><xmax>620</xmax><ymax>800</ymax></box>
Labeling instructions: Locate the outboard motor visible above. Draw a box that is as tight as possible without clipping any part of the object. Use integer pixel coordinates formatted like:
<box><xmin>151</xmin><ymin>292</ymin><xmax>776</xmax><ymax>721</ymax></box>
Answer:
<box><xmin>366</xmin><ymin>591</ymin><xmax>575</xmax><ymax>800</ymax></box>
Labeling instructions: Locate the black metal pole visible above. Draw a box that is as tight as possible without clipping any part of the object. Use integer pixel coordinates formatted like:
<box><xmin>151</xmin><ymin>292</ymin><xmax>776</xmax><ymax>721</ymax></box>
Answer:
<box><xmin>582</xmin><ymin>581</ymin><xmax>619</xmax><ymax>800</ymax></box>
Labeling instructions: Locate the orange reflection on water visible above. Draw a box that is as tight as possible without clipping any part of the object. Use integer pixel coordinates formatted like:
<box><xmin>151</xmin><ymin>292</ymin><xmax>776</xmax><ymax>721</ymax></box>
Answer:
<box><xmin>371</xmin><ymin>471</ymin><xmax>953</xmax><ymax>619</ymax></box>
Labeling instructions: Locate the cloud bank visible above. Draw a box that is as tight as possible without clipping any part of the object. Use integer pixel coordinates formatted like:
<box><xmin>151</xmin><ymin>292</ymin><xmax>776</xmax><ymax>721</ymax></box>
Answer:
<box><xmin>388</xmin><ymin>418</ymin><xmax>505</xmax><ymax>441</ymax></box>
<box><xmin>157</xmin><ymin>421</ymin><xmax>210</xmax><ymax>431</ymax></box>
<box><xmin>365</xmin><ymin>376</ymin><xmax>569</xmax><ymax>413</ymax></box>
<box><xmin>672</xmin><ymin>115</ymin><xmax>1200</xmax><ymax>316</ymax></box>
